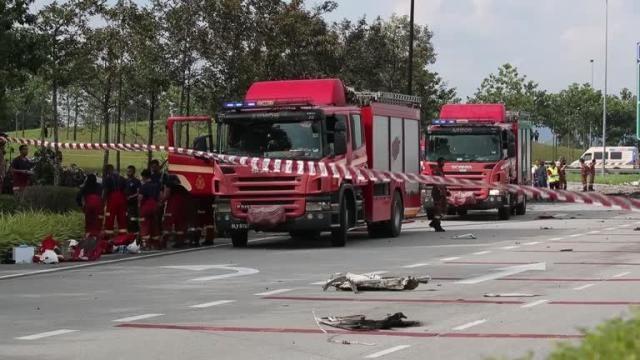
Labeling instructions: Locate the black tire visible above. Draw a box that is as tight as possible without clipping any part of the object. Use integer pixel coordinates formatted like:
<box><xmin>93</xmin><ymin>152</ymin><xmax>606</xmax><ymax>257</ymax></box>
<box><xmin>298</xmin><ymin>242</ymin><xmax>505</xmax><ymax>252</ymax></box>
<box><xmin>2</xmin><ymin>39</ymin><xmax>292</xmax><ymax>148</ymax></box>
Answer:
<box><xmin>331</xmin><ymin>196</ymin><xmax>349</xmax><ymax>247</ymax></box>
<box><xmin>515</xmin><ymin>197</ymin><xmax>527</xmax><ymax>215</ymax></box>
<box><xmin>498</xmin><ymin>194</ymin><xmax>511</xmax><ymax>220</ymax></box>
<box><xmin>231</xmin><ymin>230</ymin><xmax>248</xmax><ymax>248</ymax></box>
<box><xmin>382</xmin><ymin>192</ymin><xmax>403</xmax><ymax>237</ymax></box>
<box><xmin>457</xmin><ymin>209</ymin><xmax>468</xmax><ymax>216</ymax></box>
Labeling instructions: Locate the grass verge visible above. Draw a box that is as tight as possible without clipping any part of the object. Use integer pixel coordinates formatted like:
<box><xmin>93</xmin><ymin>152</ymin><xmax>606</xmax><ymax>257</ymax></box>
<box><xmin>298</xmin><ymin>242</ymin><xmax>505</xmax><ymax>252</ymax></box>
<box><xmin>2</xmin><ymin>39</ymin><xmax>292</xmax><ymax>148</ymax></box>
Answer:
<box><xmin>0</xmin><ymin>210</ymin><xmax>84</xmax><ymax>253</ymax></box>
<box><xmin>566</xmin><ymin>172</ymin><xmax>639</xmax><ymax>185</ymax></box>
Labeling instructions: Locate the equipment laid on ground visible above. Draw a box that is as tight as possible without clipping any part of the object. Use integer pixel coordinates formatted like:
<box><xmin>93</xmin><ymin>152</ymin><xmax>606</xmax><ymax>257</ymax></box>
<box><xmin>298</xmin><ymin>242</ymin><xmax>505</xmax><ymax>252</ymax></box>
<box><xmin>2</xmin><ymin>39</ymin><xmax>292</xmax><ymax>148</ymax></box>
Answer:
<box><xmin>422</xmin><ymin>104</ymin><xmax>532</xmax><ymax>220</ymax></box>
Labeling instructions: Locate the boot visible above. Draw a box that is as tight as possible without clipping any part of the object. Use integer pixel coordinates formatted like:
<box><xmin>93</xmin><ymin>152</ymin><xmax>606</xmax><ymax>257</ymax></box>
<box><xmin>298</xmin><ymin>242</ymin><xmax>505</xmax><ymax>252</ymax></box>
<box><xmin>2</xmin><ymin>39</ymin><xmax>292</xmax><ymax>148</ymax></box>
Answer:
<box><xmin>429</xmin><ymin>220</ymin><xmax>435</xmax><ymax>228</ymax></box>
<box><xmin>433</xmin><ymin>219</ymin><xmax>445</xmax><ymax>232</ymax></box>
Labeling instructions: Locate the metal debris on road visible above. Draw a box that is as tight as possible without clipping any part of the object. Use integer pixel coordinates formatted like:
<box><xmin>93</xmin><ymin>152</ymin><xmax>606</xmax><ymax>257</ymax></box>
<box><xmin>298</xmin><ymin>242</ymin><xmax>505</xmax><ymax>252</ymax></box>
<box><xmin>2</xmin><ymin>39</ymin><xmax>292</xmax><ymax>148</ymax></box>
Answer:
<box><xmin>537</xmin><ymin>215</ymin><xmax>556</xmax><ymax>219</ymax></box>
<box><xmin>452</xmin><ymin>233</ymin><xmax>477</xmax><ymax>239</ymax></box>
<box><xmin>560</xmin><ymin>248</ymin><xmax>574</xmax><ymax>252</ymax></box>
<box><xmin>484</xmin><ymin>293</ymin><xmax>540</xmax><ymax>298</ymax></box>
<box><xmin>322</xmin><ymin>273</ymin><xmax>430</xmax><ymax>293</ymax></box>
<box><xmin>540</xmin><ymin>226</ymin><xmax>553</xmax><ymax>230</ymax></box>
<box><xmin>312</xmin><ymin>311</ymin><xmax>376</xmax><ymax>346</ymax></box>
<box><xmin>317</xmin><ymin>312</ymin><xmax>421</xmax><ymax>331</ymax></box>
<box><xmin>634</xmin><ymin>227</ymin><xmax>640</xmax><ymax>231</ymax></box>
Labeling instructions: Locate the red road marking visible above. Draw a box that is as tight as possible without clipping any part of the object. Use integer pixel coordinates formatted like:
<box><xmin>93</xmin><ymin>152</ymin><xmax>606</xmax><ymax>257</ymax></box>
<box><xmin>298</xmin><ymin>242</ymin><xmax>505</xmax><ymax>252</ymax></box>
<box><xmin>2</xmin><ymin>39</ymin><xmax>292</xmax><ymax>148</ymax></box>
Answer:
<box><xmin>514</xmin><ymin>250</ymin><xmax>632</xmax><ymax>253</ymax></box>
<box><xmin>430</xmin><ymin>277</ymin><xmax>640</xmax><ymax>281</ymax></box>
<box><xmin>550</xmin><ymin>301</ymin><xmax>640</xmax><ymax>305</ymax></box>
<box><xmin>445</xmin><ymin>261</ymin><xmax>640</xmax><ymax>266</ymax></box>
<box><xmin>553</xmin><ymin>241</ymin><xmax>640</xmax><ymax>244</ymax></box>
<box><xmin>555</xmin><ymin>262</ymin><xmax>640</xmax><ymax>266</ymax></box>
<box><xmin>116</xmin><ymin>323</ymin><xmax>582</xmax><ymax>339</ymax></box>
<box><xmin>263</xmin><ymin>295</ymin><xmax>524</xmax><ymax>304</ymax></box>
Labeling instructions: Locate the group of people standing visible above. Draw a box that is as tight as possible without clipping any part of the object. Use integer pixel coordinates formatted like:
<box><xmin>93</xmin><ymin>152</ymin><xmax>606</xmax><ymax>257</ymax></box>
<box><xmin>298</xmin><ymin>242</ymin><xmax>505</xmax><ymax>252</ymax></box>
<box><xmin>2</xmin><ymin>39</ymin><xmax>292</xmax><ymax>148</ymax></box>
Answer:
<box><xmin>76</xmin><ymin>160</ymin><xmax>214</xmax><ymax>251</ymax></box>
<box><xmin>532</xmin><ymin>157</ymin><xmax>597</xmax><ymax>192</ymax></box>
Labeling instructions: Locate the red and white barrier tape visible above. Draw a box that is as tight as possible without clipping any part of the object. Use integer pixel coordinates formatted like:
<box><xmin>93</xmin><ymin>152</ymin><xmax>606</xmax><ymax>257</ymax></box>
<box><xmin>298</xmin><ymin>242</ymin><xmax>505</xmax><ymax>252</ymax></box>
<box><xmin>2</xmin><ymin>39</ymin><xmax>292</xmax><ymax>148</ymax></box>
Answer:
<box><xmin>6</xmin><ymin>136</ymin><xmax>639</xmax><ymax>211</ymax></box>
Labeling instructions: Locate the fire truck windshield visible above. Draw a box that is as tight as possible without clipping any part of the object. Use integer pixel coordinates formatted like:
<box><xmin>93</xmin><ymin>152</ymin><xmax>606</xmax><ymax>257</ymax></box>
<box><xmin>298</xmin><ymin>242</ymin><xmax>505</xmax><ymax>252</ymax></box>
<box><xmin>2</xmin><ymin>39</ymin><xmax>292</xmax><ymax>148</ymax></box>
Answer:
<box><xmin>219</xmin><ymin>118</ymin><xmax>323</xmax><ymax>160</ymax></box>
<box><xmin>427</xmin><ymin>133</ymin><xmax>502</xmax><ymax>162</ymax></box>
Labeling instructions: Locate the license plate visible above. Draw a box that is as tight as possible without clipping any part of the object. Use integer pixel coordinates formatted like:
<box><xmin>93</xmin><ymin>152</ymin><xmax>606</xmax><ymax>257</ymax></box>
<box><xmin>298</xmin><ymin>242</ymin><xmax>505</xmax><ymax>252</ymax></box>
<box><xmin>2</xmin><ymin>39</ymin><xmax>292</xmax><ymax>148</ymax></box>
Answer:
<box><xmin>231</xmin><ymin>223</ymin><xmax>249</xmax><ymax>230</ymax></box>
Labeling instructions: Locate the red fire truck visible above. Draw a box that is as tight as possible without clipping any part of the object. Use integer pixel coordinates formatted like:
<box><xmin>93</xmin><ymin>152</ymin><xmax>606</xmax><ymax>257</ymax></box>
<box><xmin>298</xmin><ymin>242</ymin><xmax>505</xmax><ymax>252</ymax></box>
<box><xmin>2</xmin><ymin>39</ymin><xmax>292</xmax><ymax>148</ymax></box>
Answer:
<box><xmin>422</xmin><ymin>104</ymin><xmax>532</xmax><ymax>220</ymax></box>
<box><xmin>166</xmin><ymin>115</ymin><xmax>217</xmax><ymax>240</ymax></box>
<box><xmin>212</xmin><ymin>79</ymin><xmax>422</xmax><ymax>247</ymax></box>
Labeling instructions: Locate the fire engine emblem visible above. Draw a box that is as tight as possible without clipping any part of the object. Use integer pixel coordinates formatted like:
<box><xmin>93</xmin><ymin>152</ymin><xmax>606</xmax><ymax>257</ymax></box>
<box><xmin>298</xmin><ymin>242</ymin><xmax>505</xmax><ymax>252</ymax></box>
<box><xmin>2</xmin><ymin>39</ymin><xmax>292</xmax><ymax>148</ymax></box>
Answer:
<box><xmin>195</xmin><ymin>175</ymin><xmax>205</xmax><ymax>190</ymax></box>
<box><xmin>391</xmin><ymin>137</ymin><xmax>401</xmax><ymax>161</ymax></box>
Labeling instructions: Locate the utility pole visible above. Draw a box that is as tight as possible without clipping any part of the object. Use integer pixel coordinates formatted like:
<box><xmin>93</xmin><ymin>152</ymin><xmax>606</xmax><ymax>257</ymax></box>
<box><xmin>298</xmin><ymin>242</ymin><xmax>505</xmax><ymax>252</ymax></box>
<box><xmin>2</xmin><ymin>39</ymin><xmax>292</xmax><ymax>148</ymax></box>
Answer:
<box><xmin>601</xmin><ymin>0</ymin><xmax>608</xmax><ymax>176</ymax></box>
<box><xmin>407</xmin><ymin>0</ymin><xmax>415</xmax><ymax>95</ymax></box>
<box><xmin>589</xmin><ymin>59</ymin><xmax>594</xmax><ymax>147</ymax></box>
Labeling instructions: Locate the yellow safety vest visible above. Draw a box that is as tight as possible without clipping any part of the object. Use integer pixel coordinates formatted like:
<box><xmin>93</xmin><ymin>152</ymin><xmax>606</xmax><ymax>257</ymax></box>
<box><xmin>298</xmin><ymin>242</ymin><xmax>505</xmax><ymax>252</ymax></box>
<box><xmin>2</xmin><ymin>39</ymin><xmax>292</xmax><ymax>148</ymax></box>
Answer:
<box><xmin>548</xmin><ymin>166</ymin><xmax>559</xmax><ymax>183</ymax></box>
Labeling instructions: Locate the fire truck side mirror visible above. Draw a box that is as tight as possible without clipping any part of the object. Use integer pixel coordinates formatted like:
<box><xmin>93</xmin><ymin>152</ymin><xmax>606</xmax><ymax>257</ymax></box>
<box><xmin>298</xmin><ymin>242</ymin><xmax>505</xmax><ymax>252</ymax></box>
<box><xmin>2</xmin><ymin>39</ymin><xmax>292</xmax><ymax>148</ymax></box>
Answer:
<box><xmin>334</xmin><ymin>120</ymin><xmax>347</xmax><ymax>156</ymax></box>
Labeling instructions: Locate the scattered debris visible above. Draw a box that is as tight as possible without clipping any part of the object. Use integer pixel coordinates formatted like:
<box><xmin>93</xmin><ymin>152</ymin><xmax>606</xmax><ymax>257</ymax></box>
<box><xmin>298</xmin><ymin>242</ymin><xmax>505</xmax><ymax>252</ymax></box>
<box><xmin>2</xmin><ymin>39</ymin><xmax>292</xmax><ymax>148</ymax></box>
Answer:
<box><xmin>484</xmin><ymin>293</ymin><xmax>540</xmax><ymax>298</ymax></box>
<box><xmin>537</xmin><ymin>215</ymin><xmax>556</xmax><ymax>219</ymax></box>
<box><xmin>539</xmin><ymin>226</ymin><xmax>553</xmax><ymax>230</ymax></box>
<box><xmin>452</xmin><ymin>233</ymin><xmax>477</xmax><ymax>239</ymax></box>
<box><xmin>323</xmin><ymin>273</ymin><xmax>430</xmax><ymax>293</ymax></box>
<box><xmin>560</xmin><ymin>248</ymin><xmax>574</xmax><ymax>252</ymax></box>
<box><xmin>312</xmin><ymin>311</ymin><xmax>376</xmax><ymax>346</ymax></box>
<box><xmin>634</xmin><ymin>227</ymin><xmax>640</xmax><ymax>231</ymax></box>
<box><xmin>317</xmin><ymin>312</ymin><xmax>421</xmax><ymax>331</ymax></box>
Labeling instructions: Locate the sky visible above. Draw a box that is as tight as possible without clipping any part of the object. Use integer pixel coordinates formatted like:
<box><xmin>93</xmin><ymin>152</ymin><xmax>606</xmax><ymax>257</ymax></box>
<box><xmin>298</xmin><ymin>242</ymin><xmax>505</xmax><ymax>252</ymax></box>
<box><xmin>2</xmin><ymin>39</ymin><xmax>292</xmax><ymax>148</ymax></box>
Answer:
<box><xmin>322</xmin><ymin>0</ymin><xmax>639</xmax><ymax>99</ymax></box>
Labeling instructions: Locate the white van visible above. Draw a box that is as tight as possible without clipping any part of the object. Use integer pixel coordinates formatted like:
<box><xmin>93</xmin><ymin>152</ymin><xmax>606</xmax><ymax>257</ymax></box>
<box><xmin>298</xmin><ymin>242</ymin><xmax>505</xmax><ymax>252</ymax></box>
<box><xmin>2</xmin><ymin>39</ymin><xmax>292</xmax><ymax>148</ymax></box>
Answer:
<box><xmin>569</xmin><ymin>146</ymin><xmax>639</xmax><ymax>169</ymax></box>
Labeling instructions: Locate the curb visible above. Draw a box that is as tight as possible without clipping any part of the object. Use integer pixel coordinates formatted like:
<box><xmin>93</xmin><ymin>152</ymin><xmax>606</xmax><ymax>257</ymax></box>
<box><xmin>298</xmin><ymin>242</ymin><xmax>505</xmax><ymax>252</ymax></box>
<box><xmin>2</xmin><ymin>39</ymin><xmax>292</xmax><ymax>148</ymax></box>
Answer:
<box><xmin>0</xmin><ymin>244</ymin><xmax>221</xmax><ymax>281</ymax></box>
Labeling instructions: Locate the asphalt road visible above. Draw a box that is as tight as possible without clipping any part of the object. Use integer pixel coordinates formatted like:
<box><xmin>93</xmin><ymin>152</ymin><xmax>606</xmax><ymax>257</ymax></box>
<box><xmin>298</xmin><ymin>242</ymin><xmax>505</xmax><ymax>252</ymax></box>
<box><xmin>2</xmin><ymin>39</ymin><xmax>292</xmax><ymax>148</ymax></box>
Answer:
<box><xmin>1</xmin><ymin>202</ymin><xmax>639</xmax><ymax>360</ymax></box>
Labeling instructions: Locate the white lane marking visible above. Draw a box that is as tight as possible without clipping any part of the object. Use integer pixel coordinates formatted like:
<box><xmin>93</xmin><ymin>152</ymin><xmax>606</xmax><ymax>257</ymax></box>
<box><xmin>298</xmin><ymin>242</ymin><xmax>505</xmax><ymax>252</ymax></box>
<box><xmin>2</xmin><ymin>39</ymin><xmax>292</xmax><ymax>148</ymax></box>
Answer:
<box><xmin>612</xmin><ymin>272</ymin><xmax>630</xmax><ymax>278</ymax></box>
<box><xmin>523</xmin><ymin>241</ymin><xmax>541</xmax><ymax>245</ymax></box>
<box><xmin>473</xmin><ymin>251</ymin><xmax>491</xmax><ymax>255</ymax></box>
<box><xmin>311</xmin><ymin>281</ymin><xmax>327</xmax><ymax>285</ymax></box>
<box><xmin>587</xmin><ymin>230</ymin><xmax>601</xmax><ymax>234</ymax></box>
<box><xmin>521</xmin><ymin>299</ymin><xmax>549</xmax><ymax>308</ymax></box>
<box><xmin>364</xmin><ymin>345</ymin><xmax>412</xmax><ymax>359</ymax></box>
<box><xmin>402</xmin><ymin>263</ymin><xmax>430</xmax><ymax>268</ymax></box>
<box><xmin>112</xmin><ymin>313</ymin><xmax>164</xmax><ymax>322</ymax></box>
<box><xmin>452</xmin><ymin>319</ymin><xmax>487</xmax><ymax>331</ymax></box>
<box><xmin>604</xmin><ymin>227</ymin><xmax>616</xmax><ymax>231</ymax></box>
<box><xmin>255</xmin><ymin>288</ymin><xmax>293</xmax><ymax>296</ymax></box>
<box><xmin>188</xmin><ymin>265</ymin><xmax>260</xmax><ymax>282</ymax></box>
<box><xmin>549</xmin><ymin>237</ymin><xmax>564</xmax><ymax>241</ymax></box>
<box><xmin>190</xmin><ymin>300</ymin><xmax>235</xmax><ymax>309</ymax></box>
<box><xmin>500</xmin><ymin>245</ymin><xmax>520</xmax><ymax>250</ymax></box>
<box><xmin>164</xmin><ymin>265</ymin><xmax>231</xmax><ymax>271</ymax></box>
<box><xmin>456</xmin><ymin>262</ymin><xmax>546</xmax><ymax>285</ymax></box>
<box><xmin>567</xmin><ymin>234</ymin><xmax>583</xmax><ymax>238</ymax></box>
<box><xmin>620</xmin><ymin>224</ymin><xmax>631</xmax><ymax>228</ymax></box>
<box><xmin>16</xmin><ymin>329</ymin><xmax>78</xmax><ymax>340</ymax></box>
<box><xmin>441</xmin><ymin>257</ymin><xmax>461</xmax><ymax>262</ymax></box>
<box><xmin>635</xmin><ymin>221</ymin><xmax>640</xmax><ymax>225</ymax></box>
<box><xmin>573</xmin><ymin>283</ymin><xmax>595</xmax><ymax>290</ymax></box>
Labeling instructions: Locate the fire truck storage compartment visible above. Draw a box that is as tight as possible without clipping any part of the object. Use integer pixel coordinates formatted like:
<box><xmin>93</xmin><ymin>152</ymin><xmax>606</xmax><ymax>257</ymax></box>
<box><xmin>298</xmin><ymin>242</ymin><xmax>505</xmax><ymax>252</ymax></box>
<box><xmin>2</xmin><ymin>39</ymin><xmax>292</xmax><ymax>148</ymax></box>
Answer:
<box><xmin>365</xmin><ymin>104</ymin><xmax>420</xmax><ymax>223</ymax></box>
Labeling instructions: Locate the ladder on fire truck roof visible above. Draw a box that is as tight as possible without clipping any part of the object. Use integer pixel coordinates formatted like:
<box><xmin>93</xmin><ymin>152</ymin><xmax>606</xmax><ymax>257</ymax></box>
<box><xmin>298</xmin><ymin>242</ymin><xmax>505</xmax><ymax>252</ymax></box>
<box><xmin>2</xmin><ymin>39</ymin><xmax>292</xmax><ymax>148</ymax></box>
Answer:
<box><xmin>347</xmin><ymin>88</ymin><xmax>422</xmax><ymax>108</ymax></box>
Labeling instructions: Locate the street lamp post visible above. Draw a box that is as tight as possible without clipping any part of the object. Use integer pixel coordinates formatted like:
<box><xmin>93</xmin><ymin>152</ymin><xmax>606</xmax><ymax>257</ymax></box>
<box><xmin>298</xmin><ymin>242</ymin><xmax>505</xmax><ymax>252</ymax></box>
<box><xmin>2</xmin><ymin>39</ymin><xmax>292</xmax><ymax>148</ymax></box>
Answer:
<box><xmin>601</xmin><ymin>0</ymin><xmax>608</xmax><ymax>176</ymax></box>
<box><xmin>407</xmin><ymin>0</ymin><xmax>415</xmax><ymax>95</ymax></box>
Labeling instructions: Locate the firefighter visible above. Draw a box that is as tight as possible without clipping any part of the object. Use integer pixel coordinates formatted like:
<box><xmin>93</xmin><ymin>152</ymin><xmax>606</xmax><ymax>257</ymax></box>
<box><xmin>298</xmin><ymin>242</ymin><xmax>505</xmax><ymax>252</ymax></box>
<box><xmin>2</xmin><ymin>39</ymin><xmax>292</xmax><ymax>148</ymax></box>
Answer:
<box><xmin>124</xmin><ymin>165</ymin><xmax>141</xmax><ymax>233</ymax></box>
<box><xmin>429</xmin><ymin>157</ymin><xmax>447</xmax><ymax>232</ymax></box>
<box><xmin>138</xmin><ymin>169</ymin><xmax>161</xmax><ymax>249</ymax></box>
<box><xmin>588</xmin><ymin>158</ymin><xmax>597</xmax><ymax>191</ymax></box>
<box><xmin>547</xmin><ymin>161</ymin><xmax>560</xmax><ymax>190</ymax></box>
<box><xmin>103</xmin><ymin>164</ymin><xmax>127</xmax><ymax>237</ymax></box>
<box><xmin>161</xmin><ymin>174</ymin><xmax>190</xmax><ymax>248</ymax></box>
<box><xmin>579</xmin><ymin>158</ymin><xmax>589</xmax><ymax>192</ymax></box>
<box><xmin>197</xmin><ymin>198</ymin><xmax>215</xmax><ymax>246</ymax></box>
<box><xmin>149</xmin><ymin>159</ymin><xmax>162</xmax><ymax>185</ymax></box>
<box><xmin>10</xmin><ymin>145</ymin><xmax>34</xmax><ymax>192</ymax></box>
<box><xmin>558</xmin><ymin>157</ymin><xmax>568</xmax><ymax>190</ymax></box>
<box><xmin>76</xmin><ymin>174</ymin><xmax>103</xmax><ymax>238</ymax></box>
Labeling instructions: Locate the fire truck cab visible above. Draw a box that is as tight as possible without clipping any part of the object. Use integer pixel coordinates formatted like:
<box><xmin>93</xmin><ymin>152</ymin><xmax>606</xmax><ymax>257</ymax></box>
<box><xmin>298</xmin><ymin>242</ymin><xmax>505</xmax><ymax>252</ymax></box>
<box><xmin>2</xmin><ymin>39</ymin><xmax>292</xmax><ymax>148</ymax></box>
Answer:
<box><xmin>213</xmin><ymin>79</ymin><xmax>422</xmax><ymax>247</ymax></box>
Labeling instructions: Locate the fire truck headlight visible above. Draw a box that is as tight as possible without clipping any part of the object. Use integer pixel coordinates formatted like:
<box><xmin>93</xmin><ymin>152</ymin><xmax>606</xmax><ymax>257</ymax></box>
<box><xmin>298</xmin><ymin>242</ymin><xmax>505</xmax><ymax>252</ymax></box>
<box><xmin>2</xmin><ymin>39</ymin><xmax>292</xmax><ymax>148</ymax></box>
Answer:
<box><xmin>489</xmin><ymin>189</ymin><xmax>502</xmax><ymax>196</ymax></box>
<box><xmin>306</xmin><ymin>201</ymin><xmax>331</xmax><ymax>212</ymax></box>
<box><xmin>216</xmin><ymin>203</ymin><xmax>231</xmax><ymax>213</ymax></box>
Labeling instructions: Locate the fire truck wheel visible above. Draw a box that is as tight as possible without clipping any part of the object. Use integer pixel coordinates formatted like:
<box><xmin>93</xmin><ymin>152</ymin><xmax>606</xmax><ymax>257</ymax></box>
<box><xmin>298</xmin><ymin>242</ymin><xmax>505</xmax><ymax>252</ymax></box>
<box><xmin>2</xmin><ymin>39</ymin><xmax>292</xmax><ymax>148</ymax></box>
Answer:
<box><xmin>515</xmin><ymin>197</ymin><xmax>527</xmax><ymax>215</ymax></box>
<box><xmin>331</xmin><ymin>197</ymin><xmax>349</xmax><ymax>247</ymax></box>
<box><xmin>382</xmin><ymin>192</ymin><xmax>403</xmax><ymax>238</ymax></box>
<box><xmin>231</xmin><ymin>230</ymin><xmax>248</xmax><ymax>248</ymax></box>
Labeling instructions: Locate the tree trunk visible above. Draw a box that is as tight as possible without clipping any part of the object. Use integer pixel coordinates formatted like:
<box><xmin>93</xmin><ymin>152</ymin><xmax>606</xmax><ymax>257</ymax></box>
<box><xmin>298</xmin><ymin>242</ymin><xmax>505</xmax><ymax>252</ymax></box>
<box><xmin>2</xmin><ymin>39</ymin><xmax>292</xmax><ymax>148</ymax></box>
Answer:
<box><xmin>147</xmin><ymin>91</ymin><xmax>156</xmax><ymax>167</ymax></box>
<box><xmin>73</xmin><ymin>94</ymin><xmax>79</xmax><ymax>141</ymax></box>
<box><xmin>52</xmin><ymin>80</ymin><xmax>61</xmax><ymax>186</ymax></box>
<box><xmin>65</xmin><ymin>92</ymin><xmax>71</xmax><ymax>140</ymax></box>
<box><xmin>116</xmin><ymin>73</ymin><xmax>122</xmax><ymax>173</ymax></box>
<box><xmin>102</xmin><ymin>91</ymin><xmax>111</xmax><ymax>177</ymax></box>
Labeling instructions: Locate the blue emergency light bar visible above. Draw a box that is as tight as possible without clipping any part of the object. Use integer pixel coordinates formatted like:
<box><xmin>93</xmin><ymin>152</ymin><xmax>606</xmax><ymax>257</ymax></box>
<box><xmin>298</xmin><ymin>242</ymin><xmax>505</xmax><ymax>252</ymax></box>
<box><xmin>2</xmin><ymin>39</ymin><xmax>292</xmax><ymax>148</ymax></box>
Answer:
<box><xmin>223</xmin><ymin>101</ymin><xmax>256</xmax><ymax>109</ymax></box>
<box><xmin>432</xmin><ymin>119</ymin><xmax>458</xmax><ymax>125</ymax></box>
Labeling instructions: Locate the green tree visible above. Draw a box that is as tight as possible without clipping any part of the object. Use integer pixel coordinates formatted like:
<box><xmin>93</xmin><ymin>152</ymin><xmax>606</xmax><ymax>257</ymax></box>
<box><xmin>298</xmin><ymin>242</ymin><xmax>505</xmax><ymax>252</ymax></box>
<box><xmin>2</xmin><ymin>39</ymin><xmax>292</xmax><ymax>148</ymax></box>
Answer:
<box><xmin>470</xmin><ymin>63</ymin><xmax>549</xmax><ymax>124</ymax></box>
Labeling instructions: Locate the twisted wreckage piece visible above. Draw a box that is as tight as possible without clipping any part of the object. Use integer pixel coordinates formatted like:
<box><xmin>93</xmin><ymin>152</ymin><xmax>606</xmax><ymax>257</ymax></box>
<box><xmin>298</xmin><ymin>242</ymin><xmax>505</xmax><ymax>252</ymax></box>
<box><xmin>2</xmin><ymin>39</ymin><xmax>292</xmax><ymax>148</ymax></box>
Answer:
<box><xmin>317</xmin><ymin>312</ymin><xmax>420</xmax><ymax>331</ymax></box>
<box><xmin>322</xmin><ymin>272</ymin><xmax>431</xmax><ymax>293</ymax></box>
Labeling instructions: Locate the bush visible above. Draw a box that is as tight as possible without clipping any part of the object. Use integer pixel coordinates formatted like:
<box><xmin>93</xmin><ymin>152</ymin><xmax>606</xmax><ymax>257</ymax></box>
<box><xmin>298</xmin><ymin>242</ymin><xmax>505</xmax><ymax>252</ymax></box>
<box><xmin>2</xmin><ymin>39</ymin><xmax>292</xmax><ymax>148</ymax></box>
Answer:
<box><xmin>18</xmin><ymin>186</ymin><xmax>80</xmax><ymax>213</ymax></box>
<box><xmin>549</xmin><ymin>311</ymin><xmax>640</xmax><ymax>359</ymax></box>
<box><xmin>0</xmin><ymin>210</ymin><xmax>84</xmax><ymax>254</ymax></box>
<box><xmin>0</xmin><ymin>194</ymin><xmax>18</xmax><ymax>213</ymax></box>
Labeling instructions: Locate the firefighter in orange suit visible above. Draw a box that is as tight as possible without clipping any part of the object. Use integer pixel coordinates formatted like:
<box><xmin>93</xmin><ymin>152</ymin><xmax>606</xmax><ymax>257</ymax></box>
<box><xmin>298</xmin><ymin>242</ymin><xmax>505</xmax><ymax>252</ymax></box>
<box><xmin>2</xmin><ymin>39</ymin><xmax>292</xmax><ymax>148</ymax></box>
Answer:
<box><xmin>430</xmin><ymin>157</ymin><xmax>447</xmax><ymax>232</ymax></box>
<box><xmin>103</xmin><ymin>164</ymin><xmax>127</xmax><ymax>237</ymax></box>
<box><xmin>162</xmin><ymin>175</ymin><xmax>189</xmax><ymax>248</ymax></box>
